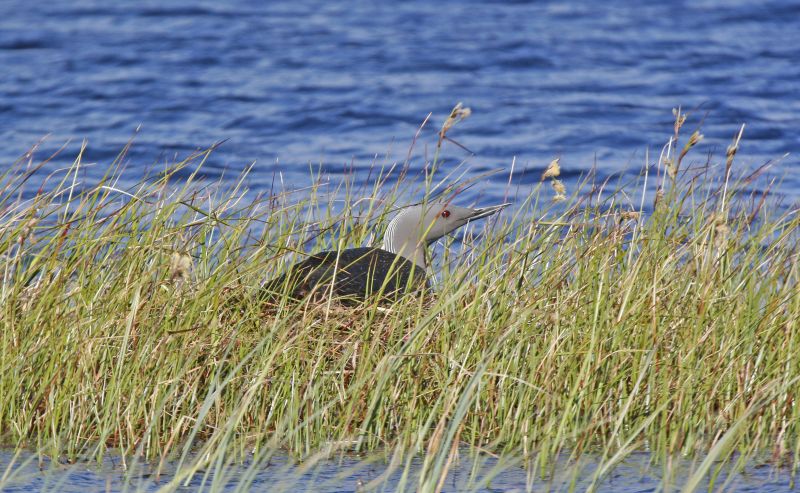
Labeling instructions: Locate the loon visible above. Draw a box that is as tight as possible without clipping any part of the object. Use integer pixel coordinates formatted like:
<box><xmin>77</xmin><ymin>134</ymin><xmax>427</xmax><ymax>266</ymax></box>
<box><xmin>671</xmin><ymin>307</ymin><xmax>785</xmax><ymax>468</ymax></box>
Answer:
<box><xmin>262</xmin><ymin>200</ymin><xmax>509</xmax><ymax>304</ymax></box>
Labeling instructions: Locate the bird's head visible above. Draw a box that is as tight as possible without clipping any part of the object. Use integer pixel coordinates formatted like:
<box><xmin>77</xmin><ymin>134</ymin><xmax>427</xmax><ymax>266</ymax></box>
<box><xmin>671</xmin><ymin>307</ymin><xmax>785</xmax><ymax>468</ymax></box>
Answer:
<box><xmin>382</xmin><ymin>200</ymin><xmax>510</xmax><ymax>267</ymax></box>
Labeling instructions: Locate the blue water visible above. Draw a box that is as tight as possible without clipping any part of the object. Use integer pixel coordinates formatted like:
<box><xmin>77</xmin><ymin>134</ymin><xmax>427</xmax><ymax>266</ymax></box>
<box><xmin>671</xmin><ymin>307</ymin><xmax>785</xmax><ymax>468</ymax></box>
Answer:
<box><xmin>1</xmin><ymin>0</ymin><xmax>798</xmax><ymax>202</ymax></box>
<box><xmin>1</xmin><ymin>450</ymin><xmax>796</xmax><ymax>492</ymax></box>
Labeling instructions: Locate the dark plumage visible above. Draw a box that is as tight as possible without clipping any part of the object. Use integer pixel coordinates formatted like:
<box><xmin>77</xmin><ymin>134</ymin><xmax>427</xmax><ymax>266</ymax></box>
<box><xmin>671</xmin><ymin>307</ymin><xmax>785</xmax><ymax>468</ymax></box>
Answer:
<box><xmin>261</xmin><ymin>200</ymin><xmax>509</xmax><ymax>306</ymax></box>
<box><xmin>261</xmin><ymin>247</ymin><xmax>428</xmax><ymax>304</ymax></box>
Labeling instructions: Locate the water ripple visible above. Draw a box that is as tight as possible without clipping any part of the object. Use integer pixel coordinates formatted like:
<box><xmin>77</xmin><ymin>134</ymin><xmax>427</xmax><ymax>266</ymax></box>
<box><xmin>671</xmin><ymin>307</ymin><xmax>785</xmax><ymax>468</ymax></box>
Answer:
<box><xmin>0</xmin><ymin>0</ymin><xmax>796</xmax><ymax>202</ymax></box>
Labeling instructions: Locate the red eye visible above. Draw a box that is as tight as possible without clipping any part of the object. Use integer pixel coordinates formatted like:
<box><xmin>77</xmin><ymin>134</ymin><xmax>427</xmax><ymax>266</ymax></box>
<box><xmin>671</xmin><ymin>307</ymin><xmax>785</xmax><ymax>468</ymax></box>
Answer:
<box><xmin>441</xmin><ymin>210</ymin><xmax>451</xmax><ymax>218</ymax></box>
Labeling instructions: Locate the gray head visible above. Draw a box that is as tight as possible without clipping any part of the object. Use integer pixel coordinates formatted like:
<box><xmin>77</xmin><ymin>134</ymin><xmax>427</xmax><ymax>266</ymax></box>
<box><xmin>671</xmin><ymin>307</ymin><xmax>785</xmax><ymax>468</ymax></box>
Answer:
<box><xmin>381</xmin><ymin>200</ymin><xmax>509</xmax><ymax>268</ymax></box>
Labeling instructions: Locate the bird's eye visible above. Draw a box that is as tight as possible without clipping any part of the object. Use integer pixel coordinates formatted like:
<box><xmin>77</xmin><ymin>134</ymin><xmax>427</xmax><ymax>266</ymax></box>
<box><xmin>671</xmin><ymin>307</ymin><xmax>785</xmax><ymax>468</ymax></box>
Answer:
<box><xmin>441</xmin><ymin>210</ymin><xmax>451</xmax><ymax>218</ymax></box>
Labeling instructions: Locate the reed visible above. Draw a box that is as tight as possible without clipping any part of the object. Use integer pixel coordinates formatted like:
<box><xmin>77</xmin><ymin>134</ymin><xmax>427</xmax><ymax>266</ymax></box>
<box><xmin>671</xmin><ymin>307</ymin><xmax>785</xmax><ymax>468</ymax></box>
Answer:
<box><xmin>0</xmin><ymin>112</ymin><xmax>797</xmax><ymax>491</ymax></box>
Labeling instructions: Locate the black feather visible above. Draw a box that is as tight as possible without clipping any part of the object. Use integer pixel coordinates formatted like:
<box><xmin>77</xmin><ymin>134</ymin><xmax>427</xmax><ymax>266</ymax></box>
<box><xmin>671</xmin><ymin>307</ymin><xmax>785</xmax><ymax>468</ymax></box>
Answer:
<box><xmin>262</xmin><ymin>247</ymin><xmax>428</xmax><ymax>304</ymax></box>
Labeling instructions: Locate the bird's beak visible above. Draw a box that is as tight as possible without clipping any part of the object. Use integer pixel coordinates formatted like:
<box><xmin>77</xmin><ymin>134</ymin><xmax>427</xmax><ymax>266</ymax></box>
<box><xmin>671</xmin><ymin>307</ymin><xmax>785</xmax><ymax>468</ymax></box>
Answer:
<box><xmin>468</xmin><ymin>203</ymin><xmax>511</xmax><ymax>221</ymax></box>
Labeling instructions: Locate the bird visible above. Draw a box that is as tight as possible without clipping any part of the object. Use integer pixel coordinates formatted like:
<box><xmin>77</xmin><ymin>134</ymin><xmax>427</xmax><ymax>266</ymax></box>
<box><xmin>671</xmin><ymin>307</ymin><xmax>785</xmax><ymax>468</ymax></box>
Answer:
<box><xmin>261</xmin><ymin>200</ymin><xmax>509</xmax><ymax>305</ymax></box>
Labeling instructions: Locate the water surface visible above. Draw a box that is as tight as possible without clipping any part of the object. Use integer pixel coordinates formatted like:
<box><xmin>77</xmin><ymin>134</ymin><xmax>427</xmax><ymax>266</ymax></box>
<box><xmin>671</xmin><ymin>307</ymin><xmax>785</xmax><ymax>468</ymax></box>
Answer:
<box><xmin>1</xmin><ymin>449</ymin><xmax>796</xmax><ymax>492</ymax></box>
<box><xmin>1</xmin><ymin>0</ymin><xmax>798</xmax><ymax>202</ymax></box>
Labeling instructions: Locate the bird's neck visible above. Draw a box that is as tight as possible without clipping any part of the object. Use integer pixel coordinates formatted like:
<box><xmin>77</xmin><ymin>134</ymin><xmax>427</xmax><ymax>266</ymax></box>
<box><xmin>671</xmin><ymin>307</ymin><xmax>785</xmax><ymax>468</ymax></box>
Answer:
<box><xmin>381</xmin><ymin>219</ymin><xmax>427</xmax><ymax>269</ymax></box>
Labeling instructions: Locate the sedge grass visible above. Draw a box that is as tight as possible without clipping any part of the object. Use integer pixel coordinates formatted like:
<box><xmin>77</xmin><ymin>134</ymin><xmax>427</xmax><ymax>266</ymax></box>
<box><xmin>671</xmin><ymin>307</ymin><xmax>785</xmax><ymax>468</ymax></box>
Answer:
<box><xmin>1</xmin><ymin>114</ymin><xmax>799</xmax><ymax>491</ymax></box>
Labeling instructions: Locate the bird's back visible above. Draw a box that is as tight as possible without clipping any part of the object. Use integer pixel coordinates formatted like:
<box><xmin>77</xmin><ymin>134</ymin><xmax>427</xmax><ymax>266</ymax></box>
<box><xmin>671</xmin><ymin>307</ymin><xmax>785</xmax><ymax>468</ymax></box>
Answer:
<box><xmin>263</xmin><ymin>247</ymin><xmax>428</xmax><ymax>304</ymax></box>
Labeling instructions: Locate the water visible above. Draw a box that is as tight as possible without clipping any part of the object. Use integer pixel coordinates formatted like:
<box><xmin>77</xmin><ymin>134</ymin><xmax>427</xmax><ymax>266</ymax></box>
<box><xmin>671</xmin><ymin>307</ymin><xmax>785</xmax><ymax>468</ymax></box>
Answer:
<box><xmin>1</xmin><ymin>449</ymin><xmax>796</xmax><ymax>492</ymax></box>
<box><xmin>1</xmin><ymin>0</ymin><xmax>798</xmax><ymax>203</ymax></box>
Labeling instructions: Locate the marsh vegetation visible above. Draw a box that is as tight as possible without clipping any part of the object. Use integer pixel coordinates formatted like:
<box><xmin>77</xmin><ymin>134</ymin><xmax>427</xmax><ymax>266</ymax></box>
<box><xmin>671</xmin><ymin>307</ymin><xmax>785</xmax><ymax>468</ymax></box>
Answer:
<box><xmin>1</xmin><ymin>111</ymin><xmax>797</xmax><ymax>491</ymax></box>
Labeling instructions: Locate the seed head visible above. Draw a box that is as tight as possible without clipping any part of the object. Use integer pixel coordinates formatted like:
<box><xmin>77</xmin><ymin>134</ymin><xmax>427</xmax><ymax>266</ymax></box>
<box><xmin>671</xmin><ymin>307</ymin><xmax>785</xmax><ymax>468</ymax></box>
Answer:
<box><xmin>725</xmin><ymin>125</ymin><xmax>744</xmax><ymax>173</ymax></box>
<box><xmin>169</xmin><ymin>251</ymin><xmax>192</xmax><ymax>282</ymax></box>
<box><xmin>672</xmin><ymin>107</ymin><xmax>687</xmax><ymax>133</ymax></box>
<box><xmin>665</xmin><ymin>158</ymin><xmax>677</xmax><ymax>179</ymax></box>
<box><xmin>16</xmin><ymin>217</ymin><xmax>38</xmax><ymax>245</ymax></box>
<box><xmin>686</xmin><ymin>130</ymin><xmax>704</xmax><ymax>149</ymax></box>
<box><xmin>440</xmin><ymin>102</ymin><xmax>472</xmax><ymax>137</ymax></box>
<box><xmin>542</xmin><ymin>158</ymin><xmax>561</xmax><ymax>180</ymax></box>
<box><xmin>620</xmin><ymin>210</ymin><xmax>640</xmax><ymax>221</ymax></box>
<box><xmin>551</xmin><ymin>179</ymin><xmax>566</xmax><ymax>195</ymax></box>
<box><xmin>654</xmin><ymin>188</ymin><xmax>665</xmax><ymax>209</ymax></box>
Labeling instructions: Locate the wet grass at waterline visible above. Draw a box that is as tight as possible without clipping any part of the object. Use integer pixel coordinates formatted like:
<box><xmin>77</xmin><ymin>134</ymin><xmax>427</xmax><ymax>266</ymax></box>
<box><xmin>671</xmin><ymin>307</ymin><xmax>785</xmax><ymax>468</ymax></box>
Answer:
<box><xmin>1</xmin><ymin>121</ymin><xmax>799</xmax><ymax>491</ymax></box>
